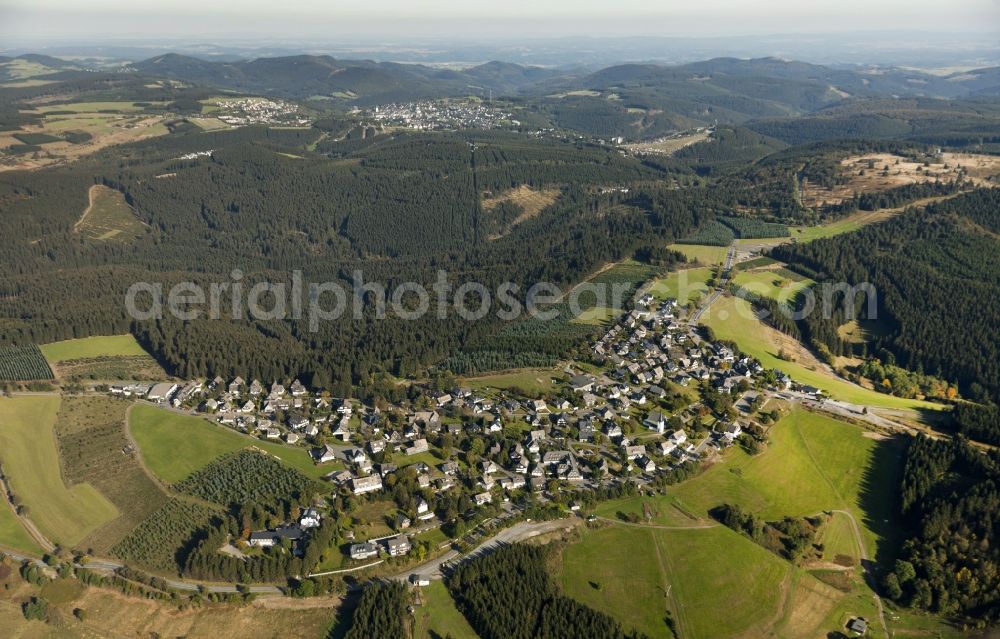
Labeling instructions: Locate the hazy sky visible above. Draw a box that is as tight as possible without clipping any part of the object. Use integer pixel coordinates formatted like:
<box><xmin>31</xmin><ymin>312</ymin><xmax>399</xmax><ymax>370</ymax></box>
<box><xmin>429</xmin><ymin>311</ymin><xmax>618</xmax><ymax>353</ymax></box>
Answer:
<box><xmin>2</xmin><ymin>0</ymin><xmax>999</xmax><ymax>42</ymax></box>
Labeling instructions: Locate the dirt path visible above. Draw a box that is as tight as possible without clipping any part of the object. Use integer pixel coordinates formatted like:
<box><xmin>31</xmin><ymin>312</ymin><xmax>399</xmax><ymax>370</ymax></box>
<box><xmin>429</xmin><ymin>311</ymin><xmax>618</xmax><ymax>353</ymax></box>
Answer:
<box><xmin>73</xmin><ymin>183</ymin><xmax>101</xmax><ymax>232</ymax></box>
<box><xmin>596</xmin><ymin>516</ymin><xmax>718</xmax><ymax>531</ymax></box>
<box><xmin>650</xmin><ymin>528</ymin><xmax>692</xmax><ymax>639</ymax></box>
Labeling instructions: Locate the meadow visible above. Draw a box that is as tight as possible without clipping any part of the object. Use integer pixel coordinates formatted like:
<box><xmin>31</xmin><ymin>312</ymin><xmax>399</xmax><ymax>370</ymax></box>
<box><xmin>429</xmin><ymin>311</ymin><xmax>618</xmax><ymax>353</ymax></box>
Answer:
<box><xmin>731</xmin><ymin>267</ymin><xmax>814</xmax><ymax>303</ymax></box>
<box><xmin>128</xmin><ymin>403</ymin><xmax>335</xmax><ymax>482</ymax></box>
<box><xmin>413</xmin><ymin>580</ymin><xmax>480</xmax><ymax>639</ymax></box>
<box><xmin>560</xmin><ymin>409</ymin><xmax>943</xmax><ymax>639</ymax></box>
<box><xmin>40</xmin><ymin>335</ymin><xmax>150</xmax><ymax>363</ymax></box>
<box><xmin>646</xmin><ymin>267</ymin><xmax>713</xmax><ymax>304</ymax></box>
<box><xmin>461</xmin><ymin>367</ymin><xmax>561</xmax><ymax>395</ymax></box>
<box><xmin>667</xmin><ymin>243</ymin><xmax>728</xmax><ymax>266</ymax></box>
<box><xmin>0</xmin><ymin>499</ymin><xmax>42</xmax><ymax>556</ymax></box>
<box><xmin>700</xmin><ymin>295</ymin><xmax>939</xmax><ymax>410</ymax></box>
<box><xmin>0</xmin><ymin>396</ymin><xmax>119</xmax><ymax>547</ymax></box>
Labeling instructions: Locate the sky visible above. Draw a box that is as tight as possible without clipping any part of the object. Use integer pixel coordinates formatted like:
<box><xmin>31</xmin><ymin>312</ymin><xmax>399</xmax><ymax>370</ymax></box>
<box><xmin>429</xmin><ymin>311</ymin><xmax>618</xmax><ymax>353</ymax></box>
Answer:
<box><xmin>2</xmin><ymin>0</ymin><xmax>999</xmax><ymax>43</ymax></box>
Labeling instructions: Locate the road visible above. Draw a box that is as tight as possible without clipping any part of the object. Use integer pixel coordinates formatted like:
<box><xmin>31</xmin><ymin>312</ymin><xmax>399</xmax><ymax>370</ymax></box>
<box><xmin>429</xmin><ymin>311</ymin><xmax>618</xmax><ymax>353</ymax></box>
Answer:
<box><xmin>396</xmin><ymin>518</ymin><xmax>578</xmax><ymax>582</ymax></box>
<box><xmin>690</xmin><ymin>240</ymin><xmax>736</xmax><ymax>323</ymax></box>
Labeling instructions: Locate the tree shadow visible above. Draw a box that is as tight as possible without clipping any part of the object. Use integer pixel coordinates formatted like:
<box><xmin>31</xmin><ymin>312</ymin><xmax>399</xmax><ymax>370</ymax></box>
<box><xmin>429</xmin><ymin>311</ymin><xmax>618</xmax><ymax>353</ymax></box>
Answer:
<box><xmin>857</xmin><ymin>435</ymin><xmax>908</xmax><ymax>569</ymax></box>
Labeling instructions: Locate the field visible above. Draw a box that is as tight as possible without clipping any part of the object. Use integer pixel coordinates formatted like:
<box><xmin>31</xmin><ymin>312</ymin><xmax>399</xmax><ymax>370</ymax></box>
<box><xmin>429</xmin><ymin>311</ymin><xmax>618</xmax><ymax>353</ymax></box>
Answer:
<box><xmin>0</xmin><ymin>578</ymin><xmax>336</xmax><ymax>639</ymax></box>
<box><xmin>128</xmin><ymin>403</ymin><xmax>334</xmax><ymax>482</ymax></box>
<box><xmin>790</xmin><ymin>208</ymin><xmax>899</xmax><ymax>242</ymax></box>
<box><xmin>40</xmin><ymin>334</ymin><xmax>167</xmax><ymax>382</ymax></box>
<box><xmin>567</xmin><ymin>305</ymin><xmax>618</xmax><ymax>325</ymax></box>
<box><xmin>0</xmin><ymin>499</ymin><xmax>42</xmax><ymax>556</ymax></box>
<box><xmin>0</xmin><ymin>396</ymin><xmax>119</xmax><ymax>548</ymax></box>
<box><xmin>40</xmin><ymin>335</ymin><xmax>150</xmax><ymax>363</ymax></box>
<box><xmin>701</xmin><ymin>295</ymin><xmax>939</xmax><ymax>410</ymax></box>
<box><xmin>0</xmin><ymin>343</ymin><xmax>54</xmax><ymax>381</ymax></box>
<box><xmin>667</xmin><ymin>243</ymin><xmax>729</xmax><ymax>266</ymax></box>
<box><xmin>461</xmin><ymin>367</ymin><xmax>561</xmax><ymax>395</ymax></box>
<box><xmin>413</xmin><ymin>580</ymin><xmax>480</xmax><ymax>639</ymax></box>
<box><xmin>74</xmin><ymin>184</ymin><xmax>148</xmax><ymax>242</ymax></box>
<box><xmin>646</xmin><ymin>267</ymin><xmax>713</xmax><ymax>305</ymax></box>
<box><xmin>54</xmin><ymin>396</ymin><xmax>170</xmax><ymax>554</ymax></box>
<box><xmin>731</xmin><ymin>267</ymin><xmax>814</xmax><ymax>303</ymax></box>
<box><xmin>559</xmin><ymin>524</ymin><xmax>791</xmax><ymax>639</ymax></box>
<box><xmin>0</xmin><ymin>101</ymin><xmax>171</xmax><ymax>171</ymax></box>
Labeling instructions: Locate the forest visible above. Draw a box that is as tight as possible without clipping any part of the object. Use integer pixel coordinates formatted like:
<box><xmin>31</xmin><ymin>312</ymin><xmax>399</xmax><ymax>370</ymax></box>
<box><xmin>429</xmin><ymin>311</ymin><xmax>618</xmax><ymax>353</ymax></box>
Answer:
<box><xmin>886</xmin><ymin>435</ymin><xmax>1000</xmax><ymax>627</ymax></box>
<box><xmin>772</xmin><ymin>188</ymin><xmax>1000</xmax><ymax>410</ymax></box>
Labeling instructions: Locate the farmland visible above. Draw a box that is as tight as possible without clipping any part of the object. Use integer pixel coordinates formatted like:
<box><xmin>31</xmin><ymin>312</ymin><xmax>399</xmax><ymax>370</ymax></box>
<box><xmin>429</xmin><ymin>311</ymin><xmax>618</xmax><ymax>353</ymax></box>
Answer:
<box><xmin>75</xmin><ymin>184</ymin><xmax>148</xmax><ymax>242</ymax></box>
<box><xmin>0</xmin><ymin>343</ymin><xmax>53</xmax><ymax>381</ymax></box>
<box><xmin>0</xmin><ymin>396</ymin><xmax>119</xmax><ymax>548</ymax></box>
<box><xmin>0</xmin><ymin>499</ymin><xmax>42</xmax><ymax>556</ymax></box>
<box><xmin>700</xmin><ymin>295</ymin><xmax>939</xmax><ymax>410</ymax></box>
<box><xmin>128</xmin><ymin>403</ymin><xmax>335</xmax><ymax>482</ymax></box>
<box><xmin>54</xmin><ymin>396</ymin><xmax>169</xmax><ymax>554</ymax></box>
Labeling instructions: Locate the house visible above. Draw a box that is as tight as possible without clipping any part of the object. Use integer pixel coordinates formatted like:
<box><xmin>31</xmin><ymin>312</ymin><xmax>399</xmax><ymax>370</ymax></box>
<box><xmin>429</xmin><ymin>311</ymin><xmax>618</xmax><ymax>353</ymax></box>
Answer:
<box><xmin>658</xmin><ymin>441</ymin><xmax>677</xmax><ymax>456</ymax></box>
<box><xmin>474</xmin><ymin>492</ymin><xmax>492</xmax><ymax>506</ymax></box>
<box><xmin>578</xmin><ymin>421</ymin><xmax>595</xmax><ymax>442</ymax></box>
<box><xmin>636</xmin><ymin>456</ymin><xmax>656</xmax><ymax>473</ymax></box>
<box><xmin>405</xmin><ymin>438</ymin><xmax>429</xmax><ymax>455</ymax></box>
<box><xmin>416</xmin><ymin>499</ymin><xmax>430</xmax><ymax>515</ymax></box>
<box><xmin>248</xmin><ymin>530</ymin><xmax>278</xmax><ymax>548</ymax></box>
<box><xmin>368</xmin><ymin>439</ymin><xmax>386</xmax><ymax>454</ymax></box>
<box><xmin>387</xmin><ymin>535</ymin><xmax>411</xmax><ymax>557</ymax></box>
<box><xmin>624</xmin><ymin>444</ymin><xmax>646</xmax><ymax>460</ymax></box>
<box><xmin>409</xmin><ymin>574</ymin><xmax>431</xmax><ymax>587</ymax></box>
<box><xmin>530</xmin><ymin>399</ymin><xmax>548</xmax><ymax>413</ymax></box>
<box><xmin>670</xmin><ymin>429</ymin><xmax>687</xmax><ymax>445</ymax></box>
<box><xmin>147</xmin><ymin>382</ymin><xmax>178</xmax><ymax>402</ymax></box>
<box><xmin>290</xmin><ymin>379</ymin><xmax>307</xmax><ymax>396</ymax></box>
<box><xmin>345</xmin><ymin>448</ymin><xmax>368</xmax><ymax>465</ymax></box>
<box><xmin>350</xmin><ymin>542</ymin><xmax>379</xmax><ymax>560</ymax></box>
<box><xmin>351</xmin><ymin>474</ymin><xmax>383</xmax><ymax>495</ymax></box>
<box><xmin>643</xmin><ymin>411</ymin><xmax>667</xmax><ymax>434</ymax></box>
<box><xmin>285</xmin><ymin>432</ymin><xmax>300</xmax><ymax>445</ymax></box>
<box><xmin>847</xmin><ymin>618</ymin><xmax>868</xmax><ymax>636</ymax></box>
<box><xmin>722</xmin><ymin>422</ymin><xmax>743</xmax><ymax>442</ymax></box>
<box><xmin>299</xmin><ymin>508</ymin><xmax>322</xmax><ymax>529</ymax></box>
<box><xmin>313</xmin><ymin>443</ymin><xmax>338</xmax><ymax>464</ymax></box>
<box><xmin>395</xmin><ymin>513</ymin><xmax>411</xmax><ymax>530</ymax></box>
<box><xmin>265</xmin><ymin>428</ymin><xmax>281</xmax><ymax>440</ymax></box>
<box><xmin>439</xmin><ymin>461</ymin><xmax>458</xmax><ymax>475</ymax></box>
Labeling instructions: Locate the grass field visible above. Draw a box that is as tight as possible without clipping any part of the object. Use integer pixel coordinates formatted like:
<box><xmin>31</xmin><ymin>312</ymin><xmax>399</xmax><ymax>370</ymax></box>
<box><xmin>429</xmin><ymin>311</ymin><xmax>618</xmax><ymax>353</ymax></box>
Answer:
<box><xmin>564</xmin><ymin>409</ymin><xmax>919</xmax><ymax>639</ymax></box>
<box><xmin>0</xmin><ymin>499</ymin><xmax>43</xmax><ymax>556</ymax></box>
<box><xmin>667</xmin><ymin>243</ymin><xmax>728</xmax><ymax>266</ymax></box>
<box><xmin>40</xmin><ymin>335</ymin><xmax>150</xmax><ymax>363</ymax></box>
<box><xmin>647</xmin><ymin>267</ymin><xmax>713</xmax><ymax>304</ymax></box>
<box><xmin>568</xmin><ymin>305</ymin><xmax>618</xmax><ymax>325</ymax></box>
<box><xmin>731</xmin><ymin>268</ymin><xmax>814</xmax><ymax>303</ymax></box>
<box><xmin>75</xmin><ymin>184</ymin><xmax>147</xmax><ymax>242</ymax></box>
<box><xmin>701</xmin><ymin>296</ymin><xmax>939</xmax><ymax>410</ymax></box>
<box><xmin>461</xmin><ymin>368</ymin><xmax>560</xmax><ymax>395</ymax></box>
<box><xmin>560</xmin><ymin>523</ymin><xmax>790</xmax><ymax>639</ymax></box>
<box><xmin>414</xmin><ymin>580</ymin><xmax>480</xmax><ymax>639</ymax></box>
<box><xmin>790</xmin><ymin>209</ymin><xmax>897</xmax><ymax>243</ymax></box>
<box><xmin>0</xmin><ymin>396</ymin><xmax>119</xmax><ymax>547</ymax></box>
<box><xmin>128</xmin><ymin>403</ymin><xmax>334</xmax><ymax>482</ymax></box>
<box><xmin>35</xmin><ymin>101</ymin><xmax>151</xmax><ymax>113</ymax></box>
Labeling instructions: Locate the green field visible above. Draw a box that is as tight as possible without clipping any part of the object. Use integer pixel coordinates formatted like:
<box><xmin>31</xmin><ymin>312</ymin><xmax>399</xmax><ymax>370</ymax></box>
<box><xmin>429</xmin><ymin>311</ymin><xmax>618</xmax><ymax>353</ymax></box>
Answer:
<box><xmin>701</xmin><ymin>296</ymin><xmax>939</xmax><ymax>410</ymax></box>
<box><xmin>35</xmin><ymin>101</ymin><xmax>150</xmax><ymax>113</ymax></box>
<box><xmin>791</xmin><ymin>210</ymin><xmax>894</xmax><ymax>243</ymax></box>
<box><xmin>461</xmin><ymin>368</ymin><xmax>560</xmax><ymax>395</ymax></box>
<box><xmin>667</xmin><ymin>243</ymin><xmax>729</xmax><ymax>265</ymax></box>
<box><xmin>128</xmin><ymin>403</ymin><xmax>335</xmax><ymax>482</ymax></box>
<box><xmin>569</xmin><ymin>305</ymin><xmax>619</xmax><ymax>325</ymax></box>
<box><xmin>560</xmin><ymin>524</ymin><xmax>791</xmax><ymax>639</ymax></box>
<box><xmin>40</xmin><ymin>334</ymin><xmax>150</xmax><ymax>363</ymax></box>
<box><xmin>647</xmin><ymin>267</ymin><xmax>713</xmax><ymax>304</ymax></box>
<box><xmin>564</xmin><ymin>409</ymin><xmax>917</xmax><ymax>639</ymax></box>
<box><xmin>414</xmin><ymin>581</ymin><xmax>480</xmax><ymax>639</ymax></box>
<box><xmin>731</xmin><ymin>268</ymin><xmax>814</xmax><ymax>303</ymax></box>
<box><xmin>0</xmin><ymin>396</ymin><xmax>119</xmax><ymax>547</ymax></box>
<box><xmin>0</xmin><ymin>499</ymin><xmax>43</xmax><ymax>555</ymax></box>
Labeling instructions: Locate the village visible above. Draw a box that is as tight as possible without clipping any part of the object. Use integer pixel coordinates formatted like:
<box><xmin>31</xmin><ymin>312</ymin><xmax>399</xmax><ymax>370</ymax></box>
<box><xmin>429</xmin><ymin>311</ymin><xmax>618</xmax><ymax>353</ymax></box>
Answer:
<box><xmin>105</xmin><ymin>284</ymin><xmax>823</xmax><ymax>572</ymax></box>
<box><xmin>366</xmin><ymin>99</ymin><xmax>518</xmax><ymax>131</ymax></box>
